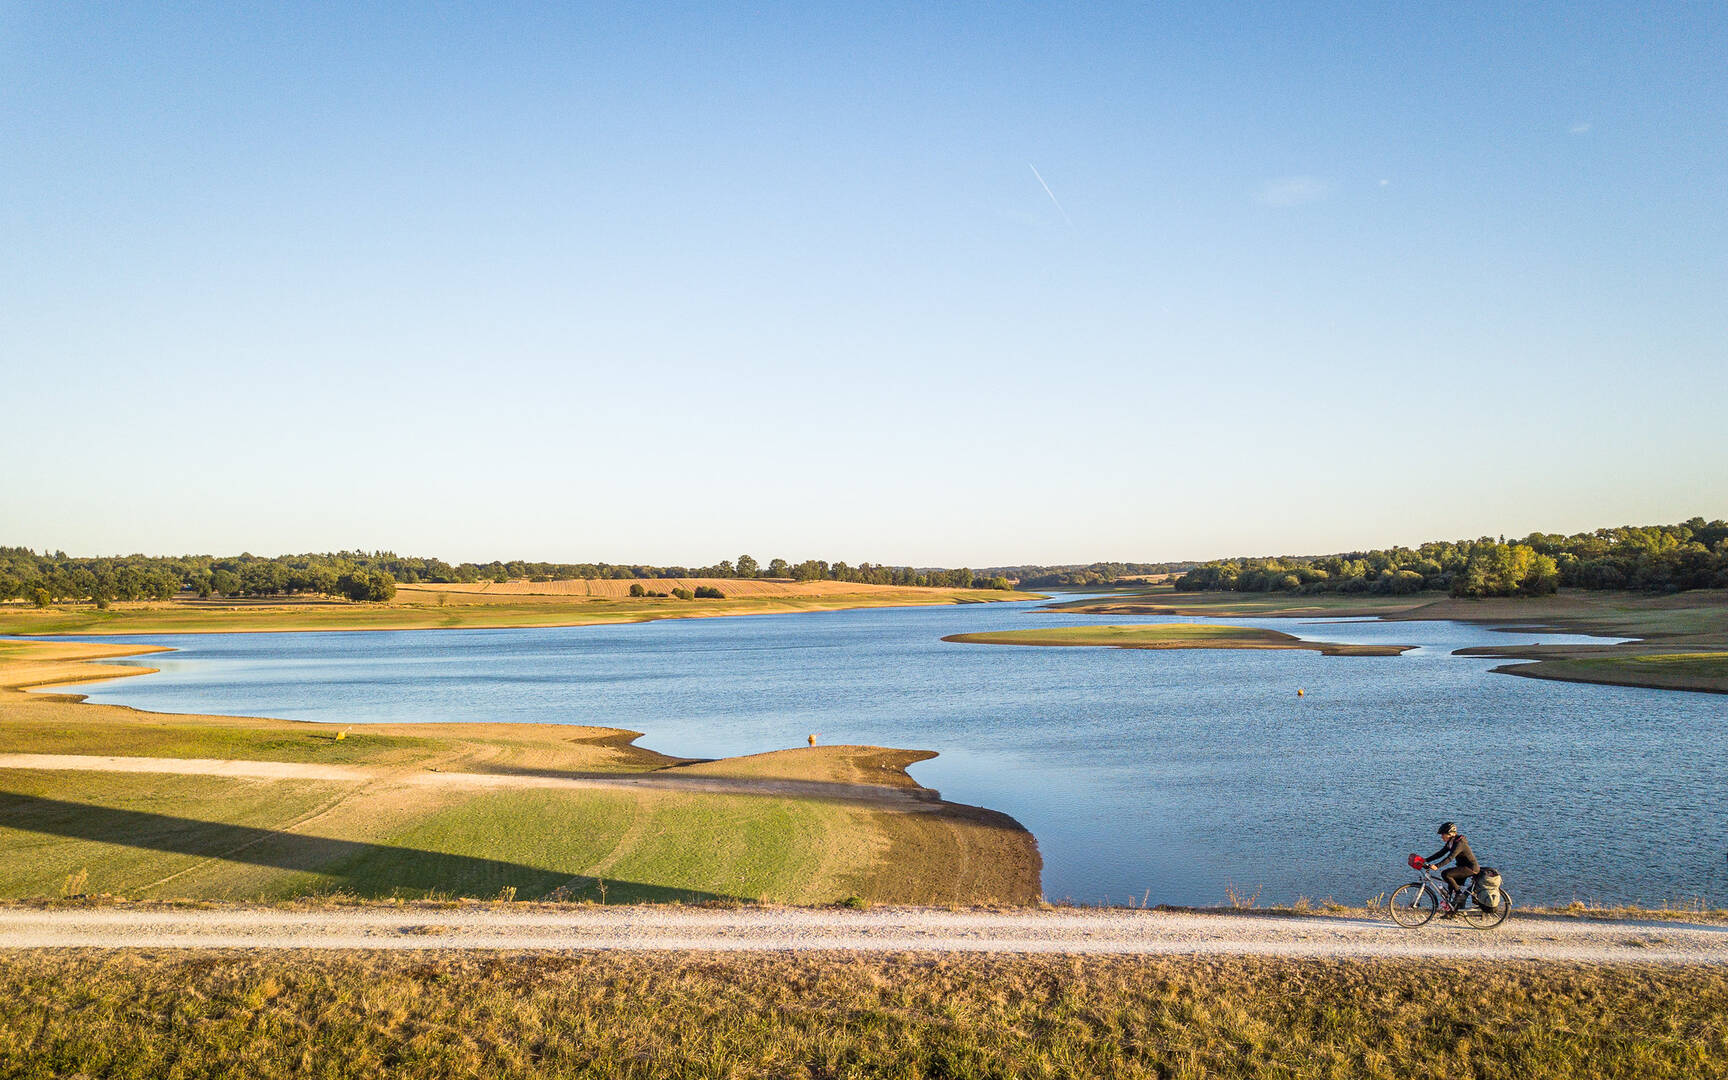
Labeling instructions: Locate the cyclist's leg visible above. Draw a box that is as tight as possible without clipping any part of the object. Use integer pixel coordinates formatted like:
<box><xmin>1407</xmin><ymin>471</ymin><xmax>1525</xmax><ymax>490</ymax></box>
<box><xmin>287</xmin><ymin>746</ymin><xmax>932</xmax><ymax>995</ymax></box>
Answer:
<box><xmin>1441</xmin><ymin>866</ymin><xmax>1471</xmax><ymax>903</ymax></box>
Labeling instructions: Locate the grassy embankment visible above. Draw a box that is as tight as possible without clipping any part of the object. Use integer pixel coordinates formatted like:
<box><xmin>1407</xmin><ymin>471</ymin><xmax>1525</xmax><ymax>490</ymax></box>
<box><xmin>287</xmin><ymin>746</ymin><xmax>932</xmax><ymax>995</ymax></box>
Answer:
<box><xmin>0</xmin><ymin>641</ymin><xmax>1038</xmax><ymax>905</ymax></box>
<box><xmin>1</xmin><ymin>951</ymin><xmax>1723</xmax><ymax>1079</ymax></box>
<box><xmin>1046</xmin><ymin>586</ymin><xmax>1728</xmax><ymax>693</ymax></box>
<box><xmin>0</xmin><ymin>578</ymin><xmax>1030</xmax><ymax>637</ymax></box>
<box><xmin>942</xmin><ymin>623</ymin><xmax>1410</xmax><ymax>656</ymax></box>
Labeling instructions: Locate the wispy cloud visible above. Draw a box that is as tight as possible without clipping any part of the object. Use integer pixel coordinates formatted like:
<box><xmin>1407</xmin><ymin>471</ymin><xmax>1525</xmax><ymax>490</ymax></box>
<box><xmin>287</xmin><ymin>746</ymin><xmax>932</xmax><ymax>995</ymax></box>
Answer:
<box><xmin>1569</xmin><ymin>121</ymin><xmax>1592</xmax><ymax>135</ymax></box>
<box><xmin>1255</xmin><ymin>176</ymin><xmax>1330</xmax><ymax>207</ymax></box>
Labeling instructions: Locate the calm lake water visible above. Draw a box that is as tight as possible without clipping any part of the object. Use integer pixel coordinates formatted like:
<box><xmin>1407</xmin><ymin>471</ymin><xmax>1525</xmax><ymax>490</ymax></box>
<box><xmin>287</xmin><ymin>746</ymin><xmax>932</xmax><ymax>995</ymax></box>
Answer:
<box><xmin>39</xmin><ymin>597</ymin><xmax>1728</xmax><ymax>907</ymax></box>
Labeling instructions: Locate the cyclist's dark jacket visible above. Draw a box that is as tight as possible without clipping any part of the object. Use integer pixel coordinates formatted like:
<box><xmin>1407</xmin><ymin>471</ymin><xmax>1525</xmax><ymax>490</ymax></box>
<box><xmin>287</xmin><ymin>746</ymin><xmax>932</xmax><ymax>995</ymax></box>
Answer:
<box><xmin>1426</xmin><ymin>834</ymin><xmax>1479</xmax><ymax>873</ymax></box>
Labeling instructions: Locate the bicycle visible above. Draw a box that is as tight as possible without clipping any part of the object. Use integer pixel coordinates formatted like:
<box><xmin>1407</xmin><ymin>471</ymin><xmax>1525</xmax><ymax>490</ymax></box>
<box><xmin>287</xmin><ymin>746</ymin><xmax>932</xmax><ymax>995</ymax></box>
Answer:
<box><xmin>1386</xmin><ymin>854</ymin><xmax>1512</xmax><ymax>929</ymax></box>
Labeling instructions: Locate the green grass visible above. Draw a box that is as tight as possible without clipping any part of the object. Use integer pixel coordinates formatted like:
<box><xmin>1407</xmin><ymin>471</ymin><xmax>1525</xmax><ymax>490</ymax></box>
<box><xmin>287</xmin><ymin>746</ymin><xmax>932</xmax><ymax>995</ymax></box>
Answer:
<box><xmin>0</xmin><ymin>714</ymin><xmax>451</xmax><ymax>765</ymax></box>
<box><xmin>0</xmin><ymin>772</ymin><xmax>360</xmax><ymax>899</ymax></box>
<box><xmin>1502</xmin><ymin>652</ymin><xmax>1728</xmax><ymax>694</ymax></box>
<box><xmin>943</xmin><ymin>623</ymin><xmax>1410</xmax><ymax>656</ymax></box>
<box><xmin>315</xmin><ymin>789</ymin><xmax>849</xmax><ymax>904</ymax></box>
<box><xmin>0</xmin><ymin>772</ymin><xmax>893</xmax><ymax>904</ymax></box>
<box><xmin>1</xmin><ymin>951</ymin><xmax>1723</xmax><ymax>1079</ymax></box>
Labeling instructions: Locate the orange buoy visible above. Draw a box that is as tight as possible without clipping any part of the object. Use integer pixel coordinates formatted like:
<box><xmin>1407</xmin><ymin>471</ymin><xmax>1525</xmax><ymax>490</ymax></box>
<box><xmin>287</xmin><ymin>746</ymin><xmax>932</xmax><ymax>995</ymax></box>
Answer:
<box><xmin>808</xmin><ymin>733</ymin><xmax>818</xmax><ymax>747</ymax></box>
<box><xmin>1296</xmin><ymin>689</ymin><xmax>1305</xmax><ymax>697</ymax></box>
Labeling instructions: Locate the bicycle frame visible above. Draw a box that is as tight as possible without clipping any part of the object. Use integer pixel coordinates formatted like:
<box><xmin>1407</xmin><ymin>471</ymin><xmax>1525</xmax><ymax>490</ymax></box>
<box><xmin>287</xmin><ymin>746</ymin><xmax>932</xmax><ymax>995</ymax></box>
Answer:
<box><xmin>1409</xmin><ymin>864</ymin><xmax>1472</xmax><ymax>911</ymax></box>
<box><xmin>1396</xmin><ymin>860</ymin><xmax>1479</xmax><ymax>912</ymax></box>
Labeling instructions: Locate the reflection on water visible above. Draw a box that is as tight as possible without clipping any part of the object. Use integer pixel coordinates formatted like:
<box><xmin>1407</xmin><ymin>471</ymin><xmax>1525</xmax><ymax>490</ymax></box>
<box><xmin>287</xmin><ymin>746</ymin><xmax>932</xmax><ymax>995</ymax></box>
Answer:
<box><xmin>41</xmin><ymin>597</ymin><xmax>1728</xmax><ymax>906</ymax></box>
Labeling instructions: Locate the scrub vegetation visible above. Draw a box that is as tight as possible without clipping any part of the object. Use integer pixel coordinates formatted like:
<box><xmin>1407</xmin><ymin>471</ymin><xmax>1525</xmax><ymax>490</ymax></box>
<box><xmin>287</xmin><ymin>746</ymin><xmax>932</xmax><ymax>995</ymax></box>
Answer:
<box><xmin>0</xmin><ymin>950</ymin><xmax>1723</xmax><ymax>1079</ymax></box>
<box><xmin>942</xmin><ymin>623</ymin><xmax>1410</xmax><ymax>656</ymax></box>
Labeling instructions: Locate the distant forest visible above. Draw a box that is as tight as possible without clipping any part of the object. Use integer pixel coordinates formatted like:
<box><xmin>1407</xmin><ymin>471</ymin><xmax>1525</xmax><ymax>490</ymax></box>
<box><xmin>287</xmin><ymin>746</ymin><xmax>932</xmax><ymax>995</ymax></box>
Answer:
<box><xmin>0</xmin><ymin>549</ymin><xmax>1017</xmax><ymax>606</ymax></box>
<box><xmin>1172</xmin><ymin>518</ymin><xmax>1728</xmax><ymax>599</ymax></box>
<box><xmin>978</xmin><ymin>563</ymin><xmax>1193</xmax><ymax>588</ymax></box>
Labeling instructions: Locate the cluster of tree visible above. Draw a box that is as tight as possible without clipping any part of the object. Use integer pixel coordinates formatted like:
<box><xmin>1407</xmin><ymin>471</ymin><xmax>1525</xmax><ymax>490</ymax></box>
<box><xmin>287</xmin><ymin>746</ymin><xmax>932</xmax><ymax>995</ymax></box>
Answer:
<box><xmin>1170</xmin><ymin>518</ymin><xmax>1728</xmax><ymax>598</ymax></box>
<box><xmin>0</xmin><ymin>549</ymin><xmax>402</xmax><ymax>606</ymax></box>
<box><xmin>0</xmin><ymin>547</ymin><xmax>1021</xmax><ymax>605</ymax></box>
<box><xmin>985</xmin><ymin>562</ymin><xmax>1193</xmax><ymax>589</ymax></box>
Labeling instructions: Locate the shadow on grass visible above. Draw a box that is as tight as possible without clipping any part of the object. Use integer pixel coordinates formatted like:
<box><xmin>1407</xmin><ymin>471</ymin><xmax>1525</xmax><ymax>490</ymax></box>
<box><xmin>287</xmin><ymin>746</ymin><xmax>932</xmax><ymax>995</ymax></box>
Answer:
<box><xmin>0</xmin><ymin>791</ymin><xmax>738</xmax><ymax>903</ymax></box>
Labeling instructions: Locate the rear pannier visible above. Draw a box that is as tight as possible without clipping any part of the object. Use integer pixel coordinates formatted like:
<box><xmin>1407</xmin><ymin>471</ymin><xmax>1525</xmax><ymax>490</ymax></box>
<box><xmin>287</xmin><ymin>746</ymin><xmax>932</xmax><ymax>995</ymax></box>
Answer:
<box><xmin>1474</xmin><ymin>868</ymin><xmax>1503</xmax><ymax>909</ymax></box>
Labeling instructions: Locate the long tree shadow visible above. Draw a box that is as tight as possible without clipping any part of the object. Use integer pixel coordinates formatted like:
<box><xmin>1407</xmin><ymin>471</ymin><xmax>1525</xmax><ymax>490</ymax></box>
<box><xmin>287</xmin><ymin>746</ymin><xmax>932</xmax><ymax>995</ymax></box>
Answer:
<box><xmin>0</xmin><ymin>791</ymin><xmax>738</xmax><ymax>903</ymax></box>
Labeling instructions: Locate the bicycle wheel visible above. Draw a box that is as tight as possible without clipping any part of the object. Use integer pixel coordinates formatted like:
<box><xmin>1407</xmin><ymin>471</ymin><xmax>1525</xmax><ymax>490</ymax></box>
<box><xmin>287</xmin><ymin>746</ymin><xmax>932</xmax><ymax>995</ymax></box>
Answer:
<box><xmin>1388</xmin><ymin>882</ymin><xmax>1437</xmax><ymax>927</ymax></box>
<box><xmin>1462</xmin><ymin>888</ymin><xmax>1512</xmax><ymax>930</ymax></box>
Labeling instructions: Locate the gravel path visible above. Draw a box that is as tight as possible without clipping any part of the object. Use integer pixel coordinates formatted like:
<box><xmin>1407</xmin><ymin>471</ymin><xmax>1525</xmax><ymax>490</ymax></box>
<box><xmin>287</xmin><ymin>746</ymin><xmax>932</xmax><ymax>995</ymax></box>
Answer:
<box><xmin>2</xmin><ymin>906</ymin><xmax>1723</xmax><ymax>961</ymax></box>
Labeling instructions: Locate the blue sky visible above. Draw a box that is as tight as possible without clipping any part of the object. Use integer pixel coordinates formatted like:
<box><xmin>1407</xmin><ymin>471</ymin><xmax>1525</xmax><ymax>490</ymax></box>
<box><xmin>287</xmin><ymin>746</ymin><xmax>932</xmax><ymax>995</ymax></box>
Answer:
<box><xmin>3</xmin><ymin>3</ymin><xmax>1724</xmax><ymax>565</ymax></box>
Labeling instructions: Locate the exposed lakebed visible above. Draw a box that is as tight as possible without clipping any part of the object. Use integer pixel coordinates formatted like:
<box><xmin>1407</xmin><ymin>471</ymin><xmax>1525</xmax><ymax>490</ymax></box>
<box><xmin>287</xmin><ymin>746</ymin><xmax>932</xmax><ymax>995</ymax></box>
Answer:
<box><xmin>45</xmin><ymin>597</ymin><xmax>1728</xmax><ymax>907</ymax></box>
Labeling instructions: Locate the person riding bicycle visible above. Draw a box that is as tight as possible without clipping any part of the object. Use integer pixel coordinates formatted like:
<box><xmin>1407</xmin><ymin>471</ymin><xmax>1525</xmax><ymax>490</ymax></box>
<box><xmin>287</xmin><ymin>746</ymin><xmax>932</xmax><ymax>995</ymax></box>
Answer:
<box><xmin>1426</xmin><ymin>822</ymin><xmax>1480</xmax><ymax>908</ymax></box>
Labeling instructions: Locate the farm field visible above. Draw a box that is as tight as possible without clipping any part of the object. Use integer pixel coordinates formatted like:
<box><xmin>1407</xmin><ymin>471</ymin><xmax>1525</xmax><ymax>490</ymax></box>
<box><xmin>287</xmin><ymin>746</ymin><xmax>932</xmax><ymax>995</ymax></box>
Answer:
<box><xmin>1048</xmin><ymin>587</ymin><xmax>1728</xmax><ymax>693</ymax></box>
<box><xmin>0</xmin><ymin>642</ymin><xmax>1039</xmax><ymax>905</ymax></box>
<box><xmin>0</xmin><ymin>580</ymin><xmax>1028</xmax><ymax>637</ymax></box>
<box><xmin>943</xmin><ymin>623</ymin><xmax>1411</xmax><ymax>656</ymax></box>
<box><xmin>1</xmin><ymin>950</ymin><xmax>1722</xmax><ymax>1080</ymax></box>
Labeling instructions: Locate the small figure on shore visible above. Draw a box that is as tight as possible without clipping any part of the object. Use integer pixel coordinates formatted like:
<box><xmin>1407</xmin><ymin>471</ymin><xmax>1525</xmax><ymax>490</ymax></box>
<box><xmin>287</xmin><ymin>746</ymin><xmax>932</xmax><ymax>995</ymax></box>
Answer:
<box><xmin>807</xmin><ymin>733</ymin><xmax>818</xmax><ymax>747</ymax></box>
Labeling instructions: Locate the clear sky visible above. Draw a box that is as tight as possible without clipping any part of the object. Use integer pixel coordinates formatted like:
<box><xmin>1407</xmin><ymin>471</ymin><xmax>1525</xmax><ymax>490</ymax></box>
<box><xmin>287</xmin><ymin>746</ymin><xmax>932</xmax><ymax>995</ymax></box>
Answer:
<box><xmin>3</xmin><ymin>3</ymin><xmax>1724</xmax><ymax>566</ymax></box>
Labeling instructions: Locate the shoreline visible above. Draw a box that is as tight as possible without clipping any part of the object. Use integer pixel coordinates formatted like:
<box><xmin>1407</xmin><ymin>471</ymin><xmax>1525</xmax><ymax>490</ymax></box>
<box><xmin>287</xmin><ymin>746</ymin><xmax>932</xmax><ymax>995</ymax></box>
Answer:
<box><xmin>1039</xmin><ymin>589</ymin><xmax>1728</xmax><ymax>694</ymax></box>
<box><xmin>941</xmin><ymin>623</ymin><xmax>1412</xmax><ymax>656</ymax></box>
<box><xmin>1486</xmin><ymin>658</ymin><xmax>1728</xmax><ymax>696</ymax></box>
<box><xmin>0</xmin><ymin>639</ymin><xmax>1045</xmax><ymax>906</ymax></box>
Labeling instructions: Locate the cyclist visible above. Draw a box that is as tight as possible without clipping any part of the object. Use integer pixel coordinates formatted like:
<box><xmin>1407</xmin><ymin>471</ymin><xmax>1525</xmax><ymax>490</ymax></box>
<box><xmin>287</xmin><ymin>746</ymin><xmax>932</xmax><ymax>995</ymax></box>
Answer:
<box><xmin>1425</xmin><ymin>822</ymin><xmax>1480</xmax><ymax>910</ymax></box>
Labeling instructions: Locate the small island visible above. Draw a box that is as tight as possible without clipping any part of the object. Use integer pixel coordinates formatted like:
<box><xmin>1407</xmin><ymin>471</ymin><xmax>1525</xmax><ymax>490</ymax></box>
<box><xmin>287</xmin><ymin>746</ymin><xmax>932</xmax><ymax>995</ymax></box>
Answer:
<box><xmin>942</xmin><ymin>623</ymin><xmax>1412</xmax><ymax>656</ymax></box>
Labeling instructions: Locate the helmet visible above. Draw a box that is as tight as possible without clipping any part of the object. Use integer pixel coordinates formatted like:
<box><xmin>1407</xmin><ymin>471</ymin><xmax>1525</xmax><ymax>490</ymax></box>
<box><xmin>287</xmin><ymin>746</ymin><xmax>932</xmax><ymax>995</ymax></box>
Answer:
<box><xmin>1437</xmin><ymin>821</ymin><xmax>1457</xmax><ymax>837</ymax></box>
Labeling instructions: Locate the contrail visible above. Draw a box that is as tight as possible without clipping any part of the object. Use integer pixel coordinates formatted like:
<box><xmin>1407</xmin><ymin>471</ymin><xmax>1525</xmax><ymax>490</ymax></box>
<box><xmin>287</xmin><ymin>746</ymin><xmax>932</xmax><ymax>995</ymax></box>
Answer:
<box><xmin>1028</xmin><ymin>163</ymin><xmax>1072</xmax><ymax>226</ymax></box>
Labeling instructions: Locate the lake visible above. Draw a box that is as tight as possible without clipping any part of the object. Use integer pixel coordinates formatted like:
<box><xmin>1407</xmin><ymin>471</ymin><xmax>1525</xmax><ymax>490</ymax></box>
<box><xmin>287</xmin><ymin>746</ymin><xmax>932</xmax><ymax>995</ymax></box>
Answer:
<box><xmin>42</xmin><ymin>597</ymin><xmax>1728</xmax><ymax>907</ymax></box>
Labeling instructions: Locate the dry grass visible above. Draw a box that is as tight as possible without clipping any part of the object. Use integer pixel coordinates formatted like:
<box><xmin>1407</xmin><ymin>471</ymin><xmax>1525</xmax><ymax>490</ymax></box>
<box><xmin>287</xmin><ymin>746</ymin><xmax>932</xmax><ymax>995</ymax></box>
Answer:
<box><xmin>1</xmin><ymin>950</ymin><xmax>1723</xmax><ymax>1079</ymax></box>
<box><xmin>676</xmin><ymin>746</ymin><xmax>935</xmax><ymax>790</ymax></box>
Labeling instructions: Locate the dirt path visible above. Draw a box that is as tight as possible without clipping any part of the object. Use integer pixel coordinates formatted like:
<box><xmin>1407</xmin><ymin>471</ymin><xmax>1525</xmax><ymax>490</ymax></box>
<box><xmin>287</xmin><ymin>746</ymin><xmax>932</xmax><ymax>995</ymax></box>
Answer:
<box><xmin>0</xmin><ymin>753</ymin><xmax>937</xmax><ymax>807</ymax></box>
<box><xmin>0</xmin><ymin>905</ymin><xmax>1722</xmax><ymax>961</ymax></box>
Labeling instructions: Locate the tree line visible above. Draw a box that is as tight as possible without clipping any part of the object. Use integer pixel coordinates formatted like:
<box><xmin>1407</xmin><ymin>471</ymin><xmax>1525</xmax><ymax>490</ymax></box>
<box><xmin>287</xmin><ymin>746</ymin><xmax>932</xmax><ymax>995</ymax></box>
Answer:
<box><xmin>0</xmin><ymin>548</ymin><xmax>1017</xmax><ymax>605</ymax></box>
<box><xmin>1170</xmin><ymin>518</ymin><xmax>1728</xmax><ymax>599</ymax></box>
